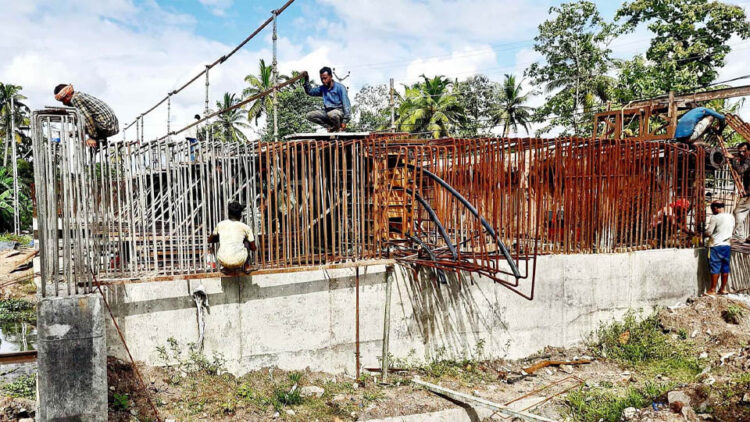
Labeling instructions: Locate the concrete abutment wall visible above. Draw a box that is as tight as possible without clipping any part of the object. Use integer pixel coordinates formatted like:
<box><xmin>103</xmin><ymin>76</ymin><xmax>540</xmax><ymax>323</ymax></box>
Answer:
<box><xmin>104</xmin><ymin>249</ymin><xmax>706</xmax><ymax>376</ymax></box>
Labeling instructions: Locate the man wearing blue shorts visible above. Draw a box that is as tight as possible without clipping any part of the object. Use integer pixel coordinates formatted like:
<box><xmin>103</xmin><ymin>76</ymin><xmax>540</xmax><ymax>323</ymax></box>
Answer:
<box><xmin>704</xmin><ymin>202</ymin><xmax>734</xmax><ymax>295</ymax></box>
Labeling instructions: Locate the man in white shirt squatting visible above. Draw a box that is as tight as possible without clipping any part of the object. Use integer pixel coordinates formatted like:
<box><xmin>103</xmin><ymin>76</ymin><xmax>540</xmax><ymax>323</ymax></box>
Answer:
<box><xmin>208</xmin><ymin>202</ymin><xmax>257</xmax><ymax>274</ymax></box>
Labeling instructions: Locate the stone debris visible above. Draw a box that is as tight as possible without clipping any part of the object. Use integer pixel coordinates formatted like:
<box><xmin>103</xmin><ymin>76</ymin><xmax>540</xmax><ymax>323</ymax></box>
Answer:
<box><xmin>667</xmin><ymin>390</ymin><xmax>692</xmax><ymax>408</ymax></box>
<box><xmin>286</xmin><ymin>409</ymin><xmax>296</xmax><ymax>416</ymax></box>
<box><xmin>622</xmin><ymin>406</ymin><xmax>637</xmax><ymax>420</ymax></box>
<box><xmin>300</xmin><ymin>385</ymin><xmax>325</xmax><ymax>398</ymax></box>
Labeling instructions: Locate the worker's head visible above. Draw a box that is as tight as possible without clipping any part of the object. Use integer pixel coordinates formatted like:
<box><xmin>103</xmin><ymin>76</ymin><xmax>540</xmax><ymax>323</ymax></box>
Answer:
<box><xmin>319</xmin><ymin>67</ymin><xmax>333</xmax><ymax>88</ymax></box>
<box><xmin>710</xmin><ymin>201</ymin><xmax>725</xmax><ymax>215</ymax></box>
<box><xmin>53</xmin><ymin>84</ymin><xmax>74</xmax><ymax>105</ymax></box>
<box><xmin>739</xmin><ymin>142</ymin><xmax>750</xmax><ymax>159</ymax></box>
<box><xmin>227</xmin><ymin>201</ymin><xmax>245</xmax><ymax>221</ymax></box>
<box><xmin>194</xmin><ymin>114</ymin><xmax>201</xmax><ymax>121</ymax></box>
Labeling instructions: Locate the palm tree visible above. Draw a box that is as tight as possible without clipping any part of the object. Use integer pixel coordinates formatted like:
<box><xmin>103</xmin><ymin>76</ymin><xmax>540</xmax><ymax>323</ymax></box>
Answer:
<box><xmin>395</xmin><ymin>75</ymin><xmax>461</xmax><ymax>138</ymax></box>
<box><xmin>492</xmin><ymin>74</ymin><xmax>533</xmax><ymax>137</ymax></box>
<box><xmin>0</xmin><ymin>83</ymin><xmax>30</xmax><ymax>165</ymax></box>
<box><xmin>243</xmin><ymin>59</ymin><xmax>289</xmax><ymax>125</ymax></box>
<box><xmin>211</xmin><ymin>93</ymin><xmax>250</xmax><ymax>142</ymax></box>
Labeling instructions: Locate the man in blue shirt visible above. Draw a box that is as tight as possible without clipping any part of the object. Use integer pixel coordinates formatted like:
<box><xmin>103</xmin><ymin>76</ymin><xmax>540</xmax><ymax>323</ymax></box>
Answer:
<box><xmin>304</xmin><ymin>66</ymin><xmax>351</xmax><ymax>132</ymax></box>
<box><xmin>674</xmin><ymin>107</ymin><xmax>726</xmax><ymax>143</ymax></box>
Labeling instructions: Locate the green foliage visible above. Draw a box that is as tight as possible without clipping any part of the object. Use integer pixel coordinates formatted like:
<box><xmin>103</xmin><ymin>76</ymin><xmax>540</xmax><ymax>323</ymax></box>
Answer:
<box><xmin>722</xmin><ymin>304</ymin><xmax>744</xmax><ymax>324</ymax></box>
<box><xmin>492</xmin><ymin>74</ymin><xmax>534</xmax><ymax>137</ymax></box>
<box><xmin>156</xmin><ymin>337</ymin><xmax>227</xmax><ymax>384</ymax></box>
<box><xmin>262</xmin><ymin>84</ymin><xmax>319</xmax><ymax>141</ymax></box>
<box><xmin>271</xmin><ymin>384</ymin><xmax>302</xmax><ymax>411</ymax></box>
<box><xmin>243</xmin><ymin>59</ymin><xmax>289</xmax><ymax>124</ymax></box>
<box><xmin>351</xmin><ymin>84</ymin><xmax>393</xmax><ymax>132</ymax></box>
<box><xmin>0</xmin><ymin>166</ymin><xmax>32</xmax><ymax>232</ymax></box>
<box><xmin>587</xmin><ymin>310</ymin><xmax>702</xmax><ymax>381</ymax></box>
<box><xmin>566</xmin><ymin>381</ymin><xmax>672</xmax><ymax>422</ymax></box>
<box><xmin>209</xmin><ymin>92</ymin><xmax>250</xmax><ymax>143</ymax></box>
<box><xmin>0</xmin><ymin>299</ymin><xmax>36</xmax><ymax>323</ymax></box>
<box><xmin>0</xmin><ymin>232</ymin><xmax>31</xmax><ymax>246</ymax></box>
<box><xmin>1</xmin><ymin>374</ymin><xmax>36</xmax><ymax>399</ymax></box>
<box><xmin>112</xmin><ymin>392</ymin><xmax>130</xmax><ymax>411</ymax></box>
<box><xmin>526</xmin><ymin>1</ymin><xmax>618</xmax><ymax>136</ymax></box>
<box><xmin>454</xmin><ymin>75</ymin><xmax>498</xmax><ymax>137</ymax></box>
<box><xmin>395</xmin><ymin>75</ymin><xmax>461</xmax><ymax>138</ymax></box>
<box><xmin>616</xmin><ymin>0</ymin><xmax>750</xmax><ymax>93</ymax></box>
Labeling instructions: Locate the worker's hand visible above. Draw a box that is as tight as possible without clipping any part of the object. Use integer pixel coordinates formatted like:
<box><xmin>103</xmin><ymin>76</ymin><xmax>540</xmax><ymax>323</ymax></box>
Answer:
<box><xmin>725</xmin><ymin>152</ymin><xmax>735</xmax><ymax>159</ymax></box>
<box><xmin>86</xmin><ymin>138</ymin><xmax>98</xmax><ymax>148</ymax></box>
<box><xmin>249</xmin><ymin>240</ymin><xmax>257</xmax><ymax>251</ymax></box>
<box><xmin>302</xmin><ymin>71</ymin><xmax>309</xmax><ymax>82</ymax></box>
<box><xmin>340</xmin><ymin>122</ymin><xmax>347</xmax><ymax>130</ymax></box>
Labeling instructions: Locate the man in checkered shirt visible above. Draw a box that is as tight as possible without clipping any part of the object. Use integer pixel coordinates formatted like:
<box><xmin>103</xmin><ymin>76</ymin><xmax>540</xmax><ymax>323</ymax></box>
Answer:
<box><xmin>54</xmin><ymin>84</ymin><xmax>119</xmax><ymax>148</ymax></box>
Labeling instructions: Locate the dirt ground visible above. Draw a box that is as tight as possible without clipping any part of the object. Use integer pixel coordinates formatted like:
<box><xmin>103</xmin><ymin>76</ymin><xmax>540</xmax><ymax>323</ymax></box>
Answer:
<box><xmin>0</xmin><ymin>248</ymin><xmax>37</xmax><ymax>301</ymax></box>
<box><xmin>100</xmin><ymin>294</ymin><xmax>750</xmax><ymax>422</ymax></box>
<box><xmin>2</xmin><ymin>285</ymin><xmax>750</xmax><ymax>421</ymax></box>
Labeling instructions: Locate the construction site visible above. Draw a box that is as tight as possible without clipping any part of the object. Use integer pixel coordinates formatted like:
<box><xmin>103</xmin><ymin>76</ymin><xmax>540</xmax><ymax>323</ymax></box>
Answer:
<box><xmin>3</xmin><ymin>0</ymin><xmax>750</xmax><ymax>421</ymax></box>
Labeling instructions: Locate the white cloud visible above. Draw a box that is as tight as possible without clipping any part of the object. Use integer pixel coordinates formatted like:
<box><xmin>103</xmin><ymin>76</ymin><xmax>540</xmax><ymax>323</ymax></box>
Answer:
<box><xmin>198</xmin><ymin>0</ymin><xmax>234</xmax><ymax>16</ymax></box>
<box><xmin>404</xmin><ymin>46</ymin><xmax>498</xmax><ymax>83</ymax></box>
<box><xmin>0</xmin><ymin>0</ymin><xmax>266</xmax><ymax>140</ymax></box>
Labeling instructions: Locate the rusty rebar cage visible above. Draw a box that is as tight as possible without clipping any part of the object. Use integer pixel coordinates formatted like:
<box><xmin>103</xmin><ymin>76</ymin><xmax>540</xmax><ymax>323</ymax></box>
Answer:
<box><xmin>32</xmin><ymin>109</ymin><xmax>705</xmax><ymax>297</ymax></box>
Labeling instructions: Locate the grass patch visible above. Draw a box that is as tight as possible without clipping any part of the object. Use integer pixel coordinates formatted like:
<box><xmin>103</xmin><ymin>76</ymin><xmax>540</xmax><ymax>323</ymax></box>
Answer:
<box><xmin>586</xmin><ymin>309</ymin><xmax>701</xmax><ymax>382</ymax></box>
<box><xmin>0</xmin><ymin>299</ymin><xmax>36</xmax><ymax>323</ymax></box>
<box><xmin>0</xmin><ymin>233</ymin><xmax>32</xmax><ymax>247</ymax></box>
<box><xmin>722</xmin><ymin>305</ymin><xmax>744</xmax><ymax>325</ymax></box>
<box><xmin>566</xmin><ymin>381</ymin><xmax>672</xmax><ymax>422</ymax></box>
<box><xmin>1</xmin><ymin>374</ymin><xmax>36</xmax><ymax>400</ymax></box>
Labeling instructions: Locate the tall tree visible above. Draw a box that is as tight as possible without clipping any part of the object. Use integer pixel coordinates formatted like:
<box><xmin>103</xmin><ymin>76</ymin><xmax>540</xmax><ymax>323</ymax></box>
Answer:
<box><xmin>616</xmin><ymin>0</ymin><xmax>750</xmax><ymax>93</ymax></box>
<box><xmin>395</xmin><ymin>75</ymin><xmax>461</xmax><ymax>139</ymax></box>
<box><xmin>0</xmin><ymin>83</ymin><xmax>31</xmax><ymax>164</ymax></box>
<box><xmin>211</xmin><ymin>93</ymin><xmax>250</xmax><ymax>142</ymax></box>
<box><xmin>526</xmin><ymin>1</ymin><xmax>617</xmax><ymax>136</ymax></box>
<box><xmin>492</xmin><ymin>74</ymin><xmax>534</xmax><ymax>137</ymax></box>
<box><xmin>454</xmin><ymin>75</ymin><xmax>498</xmax><ymax>137</ymax></box>
<box><xmin>351</xmin><ymin>84</ymin><xmax>393</xmax><ymax>132</ymax></box>
<box><xmin>243</xmin><ymin>59</ymin><xmax>289</xmax><ymax>125</ymax></box>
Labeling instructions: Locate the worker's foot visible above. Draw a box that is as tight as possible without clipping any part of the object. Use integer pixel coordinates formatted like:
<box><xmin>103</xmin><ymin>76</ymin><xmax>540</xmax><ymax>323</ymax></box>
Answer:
<box><xmin>718</xmin><ymin>289</ymin><xmax>730</xmax><ymax>295</ymax></box>
<box><xmin>703</xmin><ymin>290</ymin><xmax>717</xmax><ymax>297</ymax></box>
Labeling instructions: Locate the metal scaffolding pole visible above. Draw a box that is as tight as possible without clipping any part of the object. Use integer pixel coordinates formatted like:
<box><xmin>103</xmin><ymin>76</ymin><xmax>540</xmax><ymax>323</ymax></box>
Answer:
<box><xmin>272</xmin><ymin>9</ymin><xmax>279</xmax><ymax>142</ymax></box>
<box><xmin>389</xmin><ymin>78</ymin><xmax>395</xmax><ymax>132</ymax></box>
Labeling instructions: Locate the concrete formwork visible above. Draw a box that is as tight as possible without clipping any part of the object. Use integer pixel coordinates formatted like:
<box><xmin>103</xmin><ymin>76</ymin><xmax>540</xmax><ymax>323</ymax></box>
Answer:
<box><xmin>104</xmin><ymin>248</ymin><xmax>705</xmax><ymax>376</ymax></box>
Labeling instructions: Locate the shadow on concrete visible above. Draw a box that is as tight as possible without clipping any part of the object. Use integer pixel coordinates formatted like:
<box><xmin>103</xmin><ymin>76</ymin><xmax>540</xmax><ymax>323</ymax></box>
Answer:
<box><xmin>395</xmin><ymin>265</ymin><xmax>510</xmax><ymax>362</ymax></box>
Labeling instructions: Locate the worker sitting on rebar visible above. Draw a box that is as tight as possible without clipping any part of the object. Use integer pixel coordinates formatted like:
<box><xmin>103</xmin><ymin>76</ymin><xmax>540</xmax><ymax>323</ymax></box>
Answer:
<box><xmin>649</xmin><ymin>198</ymin><xmax>695</xmax><ymax>247</ymax></box>
<box><xmin>303</xmin><ymin>67</ymin><xmax>351</xmax><ymax>132</ymax></box>
<box><xmin>674</xmin><ymin>107</ymin><xmax>726</xmax><ymax>144</ymax></box>
<box><xmin>208</xmin><ymin>202</ymin><xmax>257</xmax><ymax>274</ymax></box>
<box><xmin>725</xmin><ymin>142</ymin><xmax>750</xmax><ymax>242</ymax></box>
<box><xmin>53</xmin><ymin>84</ymin><xmax>119</xmax><ymax>148</ymax></box>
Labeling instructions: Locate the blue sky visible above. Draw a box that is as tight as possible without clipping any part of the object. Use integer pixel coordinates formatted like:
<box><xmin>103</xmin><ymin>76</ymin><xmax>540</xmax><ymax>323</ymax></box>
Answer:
<box><xmin>1</xmin><ymin>0</ymin><xmax>748</xmax><ymax>138</ymax></box>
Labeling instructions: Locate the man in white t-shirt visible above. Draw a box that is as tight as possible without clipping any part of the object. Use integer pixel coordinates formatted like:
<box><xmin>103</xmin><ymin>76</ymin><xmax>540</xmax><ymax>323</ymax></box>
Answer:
<box><xmin>704</xmin><ymin>201</ymin><xmax>734</xmax><ymax>296</ymax></box>
<box><xmin>208</xmin><ymin>202</ymin><xmax>257</xmax><ymax>273</ymax></box>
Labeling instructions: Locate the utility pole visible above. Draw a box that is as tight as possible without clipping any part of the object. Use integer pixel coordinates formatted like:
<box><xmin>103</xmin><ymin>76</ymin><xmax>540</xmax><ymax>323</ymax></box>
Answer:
<box><xmin>389</xmin><ymin>78</ymin><xmax>395</xmax><ymax>132</ymax></box>
<box><xmin>272</xmin><ymin>9</ymin><xmax>279</xmax><ymax>142</ymax></box>
<box><xmin>10</xmin><ymin>97</ymin><xmax>19</xmax><ymax>234</ymax></box>
<box><xmin>204</xmin><ymin>66</ymin><xmax>210</xmax><ymax>118</ymax></box>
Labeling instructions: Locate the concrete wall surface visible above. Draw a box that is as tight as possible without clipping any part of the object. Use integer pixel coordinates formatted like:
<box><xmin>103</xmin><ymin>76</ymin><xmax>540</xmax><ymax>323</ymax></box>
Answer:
<box><xmin>37</xmin><ymin>294</ymin><xmax>108</xmax><ymax>422</ymax></box>
<box><xmin>104</xmin><ymin>248</ymin><xmax>704</xmax><ymax>376</ymax></box>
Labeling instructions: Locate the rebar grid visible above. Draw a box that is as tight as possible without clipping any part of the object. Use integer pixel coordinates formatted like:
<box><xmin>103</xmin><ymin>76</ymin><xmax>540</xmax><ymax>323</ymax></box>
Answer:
<box><xmin>32</xmin><ymin>111</ymin><xmax>705</xmax><ymax>297</ymax></box>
